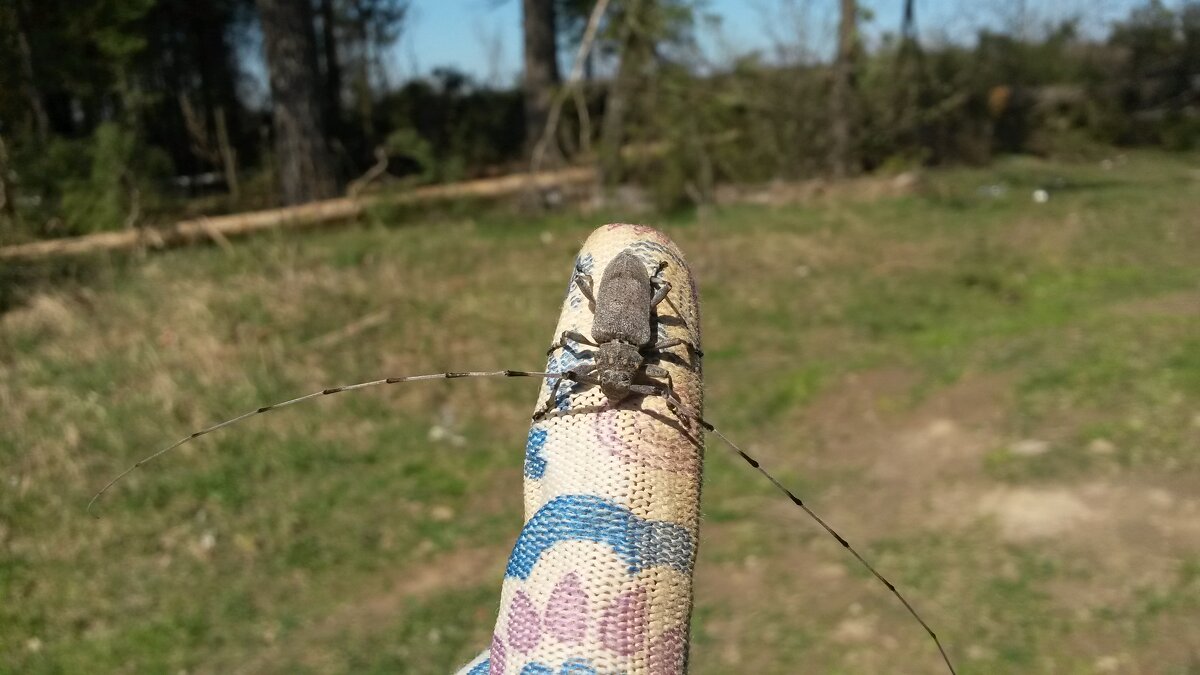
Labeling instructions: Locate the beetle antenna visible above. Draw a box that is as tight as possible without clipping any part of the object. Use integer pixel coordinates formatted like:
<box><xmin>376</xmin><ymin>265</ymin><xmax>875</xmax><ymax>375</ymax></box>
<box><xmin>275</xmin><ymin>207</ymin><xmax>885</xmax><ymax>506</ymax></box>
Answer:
<box><xmin>87</xmin><ymin>369</ymin><xmax>558</xmax><ymax>516</ymax></box>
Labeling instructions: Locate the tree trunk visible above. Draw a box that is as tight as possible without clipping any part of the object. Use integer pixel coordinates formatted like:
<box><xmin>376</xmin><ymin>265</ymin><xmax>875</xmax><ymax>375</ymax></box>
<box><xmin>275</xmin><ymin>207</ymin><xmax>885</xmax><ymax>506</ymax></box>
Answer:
<box><xmin>191</xmin><ymin>2</ymin><xmax>242</xmax><ymax>145</ymax></box>
<box><xmin>215</xmin><ymin>107</ymin><xmax>240</xmax><ymax>199</ymax></box>
<box><xmin>522</xmin><ymin>0</ymin><xmax>560</xmax><ymax>154</ymax></box>
<box><xmin>257</xmin><ymin>0</ymin><xmax>338</xmax><ymax>205</ymax></box>
<box><xmin>599</xmin><ymin>0</ymin><xmax>647</xmax><ymax>186</ymax></box>
<box><xmin>894</xmin><ymin>0</ymin><xmax>928</xmax><ymax>158</ymax></box>
<box><xmin>318</xmin><ymin>0</ymin><xmax>343</xmax><ymax>139</ymax></box>
<box><xmin>830</xmin><ymin>0</ymin><xmax>859</xmax><ymax>178</ymax></box>
<box><xmin>12</xmin><ymin>0</ymin><xmax>50</xmax><ymax>142</ymax></box>
<box><xmin>353</xmin><ymin>9</ymin><xmax>375</xmax><ymax>147</ymax></box>
<box><xmin>0</xmin><ymin>133</ymin><xmax>16</xmax><ymax>224</ymax></box>
<box><xmin>902</xmin><ymin>0</ymin><xmax>917</xmax><ymax>41</ymax></box>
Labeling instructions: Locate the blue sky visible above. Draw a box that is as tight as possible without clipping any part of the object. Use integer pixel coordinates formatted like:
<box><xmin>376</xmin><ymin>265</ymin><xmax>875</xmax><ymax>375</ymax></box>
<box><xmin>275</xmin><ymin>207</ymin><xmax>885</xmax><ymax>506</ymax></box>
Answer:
<box><xmin>394</xmin><ymin>0</ymin><xmax>1155</xmax><ymax>85</ymax></box>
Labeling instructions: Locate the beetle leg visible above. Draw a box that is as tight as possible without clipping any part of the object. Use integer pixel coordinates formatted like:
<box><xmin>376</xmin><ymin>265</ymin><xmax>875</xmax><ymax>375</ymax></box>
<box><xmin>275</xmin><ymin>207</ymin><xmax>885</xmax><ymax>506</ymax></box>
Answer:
<box><xmin>573</xmin><ymin>272</ymin><xmax>596</xmax><ymax>305</ymax></box>
<box><xmin>643</xmin><ymin>364</ymin><xmax>671</xmax><ymax>381</ymax></box>
<box><xmin>647</xmin><ymin>260</ymin><xmax>671</xmax><ymax>307</ymax></box>
<box><xmin>627</xmin><ymin>383</ymin><xmax>663</xmax><ymax>397</ymax></box>
<box><xmin>640</xmin><ymin>365</ymin><xmax>678</xmax><ymax>400</ymax></box>
<box><xmin>547</xmin><ymin>329</ymin><xmax>600</xmax><ymax>355</ymax></box>
<box><xmin>646</xmin><ymin>337</ymin><xmax>703</xmax><ymax>357</ymax></box>
<box><xmin>532</xmin><ymin>365</ymin><xmax>597</xmax><ymax>420</ymax></box>
<box><xmin>649</xmin><ymin>280</ymin><xmax>672</xmax><ymax>308</ymax></box>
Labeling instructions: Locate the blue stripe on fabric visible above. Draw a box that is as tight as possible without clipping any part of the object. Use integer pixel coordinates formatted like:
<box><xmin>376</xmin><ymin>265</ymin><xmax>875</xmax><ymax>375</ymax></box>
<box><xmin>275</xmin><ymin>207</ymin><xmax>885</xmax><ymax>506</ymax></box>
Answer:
<box><xmin>467</xmin><ymin>658</ymin><xmax>490</xmax><ymax>675</ymax></box>
<box><xmin>516</xmin><ymin>658</ymin><xmax>601</xmax><ymax>675</ymax></box>
<box><xmin>524</xmin><ymin>427</ymin><xmax>548</xmax><ymax>479</ymax></box>
<box><xmin>504</xmin><ymin>495</ymin><xmax>695</xmax><ymax>581</ymax></box>
<box><xmin>560</xmin><ymin>658</ymin><xmax>599</xmax><ymax>674</ymax></box>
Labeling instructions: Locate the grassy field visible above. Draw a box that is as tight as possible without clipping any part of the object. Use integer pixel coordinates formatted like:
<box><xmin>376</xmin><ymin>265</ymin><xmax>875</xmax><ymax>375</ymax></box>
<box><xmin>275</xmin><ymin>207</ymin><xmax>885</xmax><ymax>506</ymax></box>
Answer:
<box><xmin>2</xmin><ymin>151</ymin><xmax>1199</xmax><ymax>674</ymax></box>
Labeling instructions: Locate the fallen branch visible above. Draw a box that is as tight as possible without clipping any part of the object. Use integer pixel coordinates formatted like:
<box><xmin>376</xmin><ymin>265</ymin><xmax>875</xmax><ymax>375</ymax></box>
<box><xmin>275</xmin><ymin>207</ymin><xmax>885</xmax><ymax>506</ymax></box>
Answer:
<box><xmin>196</xmin><ymin>217</ymin><xmax>235</xmax><ymax>253</ymax></box>
<box><xmin>0</xmin><ymin>166</ymin><xmax>596</xmax><ymax>262</ymax></box>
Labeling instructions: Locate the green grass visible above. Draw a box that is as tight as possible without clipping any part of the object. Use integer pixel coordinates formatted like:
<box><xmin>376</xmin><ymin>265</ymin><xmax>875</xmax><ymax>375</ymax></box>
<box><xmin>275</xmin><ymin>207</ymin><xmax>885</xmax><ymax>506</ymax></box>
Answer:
<box><xmin>2</xmin><ymin>150</ymin><xmax>1199</xmax><ymax>674</ymax></box>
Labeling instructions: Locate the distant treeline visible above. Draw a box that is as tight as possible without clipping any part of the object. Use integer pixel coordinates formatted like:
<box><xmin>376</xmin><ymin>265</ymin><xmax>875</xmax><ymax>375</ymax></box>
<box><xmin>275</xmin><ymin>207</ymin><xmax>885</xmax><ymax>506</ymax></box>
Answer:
<box><xmin>0</xmin><ymin>0</ymin><xmax>1197</xmax><ymax>244</ymax></box>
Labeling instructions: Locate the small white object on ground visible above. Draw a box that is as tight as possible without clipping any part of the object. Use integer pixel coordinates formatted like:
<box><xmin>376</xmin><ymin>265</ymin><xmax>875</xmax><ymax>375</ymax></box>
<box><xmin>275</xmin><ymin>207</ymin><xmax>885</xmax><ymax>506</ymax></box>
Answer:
<box><xmin>1010</xmin><ymin>438</ymin><xmax>1051</xmax><ymax>456</ymax></box>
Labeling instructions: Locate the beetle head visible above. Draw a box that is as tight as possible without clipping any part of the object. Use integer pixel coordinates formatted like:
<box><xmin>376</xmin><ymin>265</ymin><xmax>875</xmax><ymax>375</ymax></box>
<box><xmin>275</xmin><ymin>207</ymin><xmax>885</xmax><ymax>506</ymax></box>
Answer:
<box><xmin>595</xmin><ymin>341</ymin><xmax>644</xmax><ymax>403</ymax></box>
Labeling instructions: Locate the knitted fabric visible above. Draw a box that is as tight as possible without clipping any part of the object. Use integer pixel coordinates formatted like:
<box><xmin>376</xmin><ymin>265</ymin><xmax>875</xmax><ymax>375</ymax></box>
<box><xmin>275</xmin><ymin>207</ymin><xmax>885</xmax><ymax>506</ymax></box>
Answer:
<box><xmin>456</xmin><ymin>224</ymin><xmax>704</xmax><ymax>675</ymax></box>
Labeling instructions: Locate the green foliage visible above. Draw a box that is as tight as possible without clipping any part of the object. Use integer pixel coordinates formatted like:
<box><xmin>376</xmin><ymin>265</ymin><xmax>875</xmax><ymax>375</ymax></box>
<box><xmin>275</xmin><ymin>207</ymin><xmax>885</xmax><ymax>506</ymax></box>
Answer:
<box><xmin>1089</xmin><ymin>0</ymin><xmax>1200</xmax><ymax>147</ymax></box>
<box><xmin>90</xmin><ymin>0</ymin><xmax>156</xmax><ymax>62</ymax></box>
<box><xmin>7</xmin><ymin>123</ymin><xmax>172</xmax><ymax>240</ymax></box>
<box><xmin>601</xmin><ymin>0</ymin><xmax>733</xmax><ymax>207</ymax></box>
<box><xmin>604</xmin><ymin>0</ymin><xmax>1199</xmax><ymax>203</ymax></box>
<box><xmin>60</xmin><ymin>123</ymin><xmax>172</xmax><ymax>233</ymax></box>
<box><xmin>381</xmin><ymin>69</ymin><xmax>524</xmax><ymax>182</ymax></box>
<box><xmin>382</xmin><ymin>127</ymin><xmax>436</xmax><ymax>182</ymax></box>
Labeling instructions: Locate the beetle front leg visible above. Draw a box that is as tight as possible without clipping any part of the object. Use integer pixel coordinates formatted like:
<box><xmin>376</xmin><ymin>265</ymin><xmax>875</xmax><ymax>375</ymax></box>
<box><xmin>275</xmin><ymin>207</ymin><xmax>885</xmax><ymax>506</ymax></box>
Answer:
<box><xmin>532</xmin><ymin>364</ymin><xmax>597</xmax><ymax>420</ymax></box>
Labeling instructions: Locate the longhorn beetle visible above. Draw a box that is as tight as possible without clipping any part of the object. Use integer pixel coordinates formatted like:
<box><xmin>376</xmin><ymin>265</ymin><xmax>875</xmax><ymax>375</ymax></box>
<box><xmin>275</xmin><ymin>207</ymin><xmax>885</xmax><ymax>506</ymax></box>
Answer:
<box><xmin>89</xmin><ymin>246</ymin><xmax>957</xmax><ymax>675</ymax></box>
<box><xmin>533</xmin><ymin>249</ymin><xmax>700</xmax><ymax>420</ymax></box>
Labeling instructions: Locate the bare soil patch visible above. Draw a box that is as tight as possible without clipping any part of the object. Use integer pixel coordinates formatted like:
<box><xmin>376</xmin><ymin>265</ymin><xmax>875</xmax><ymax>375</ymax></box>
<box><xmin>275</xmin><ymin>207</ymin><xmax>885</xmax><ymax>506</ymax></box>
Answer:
<box><xmin>695</xmin><ymin>366</ymin><xmax>1200</xmax><ymax>673</ymax></box>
